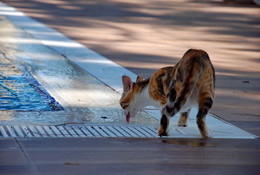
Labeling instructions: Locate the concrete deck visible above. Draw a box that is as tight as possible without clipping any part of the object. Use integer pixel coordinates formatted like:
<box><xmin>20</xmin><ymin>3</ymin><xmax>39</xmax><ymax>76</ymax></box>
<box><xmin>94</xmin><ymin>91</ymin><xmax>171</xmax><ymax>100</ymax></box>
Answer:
<box><xmin>0</xmin><ymin>0</ymin><xmax>259</xmax><ymax>174</ymax></box>
<box><xmin>2</xmin><ymin>0</ymin><xmax>259</xmax><ymax>135</ymax></box>
<box><xmin>0</xmin><ymin>138</ymin><xmax>259</xmax><ymax>175</ymax></box>
<box><xmin>0</xmin><ymin>1</ymin><xmax>256</xmax><ymax>139</ymax></box>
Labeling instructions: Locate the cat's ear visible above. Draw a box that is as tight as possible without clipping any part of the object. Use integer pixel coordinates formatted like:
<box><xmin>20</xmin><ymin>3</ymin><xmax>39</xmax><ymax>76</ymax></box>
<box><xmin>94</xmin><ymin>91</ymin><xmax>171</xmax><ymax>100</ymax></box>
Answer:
<box><xmin>136</xmin><ymin>75</ymin><xmax>144</xmax><ymax>82</ymax></box>
<box><xmin>122</xmin><ymin>75</ymin><xmax>133</xmax><ymax>92</ymax></box>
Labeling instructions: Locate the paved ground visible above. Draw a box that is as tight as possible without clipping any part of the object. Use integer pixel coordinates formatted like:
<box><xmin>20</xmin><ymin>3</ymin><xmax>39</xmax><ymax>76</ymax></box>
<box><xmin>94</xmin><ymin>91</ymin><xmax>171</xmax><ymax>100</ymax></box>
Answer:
<box><xmin>1</xmin><ymin>138</ymin><xmax>260</xmax><ymax>175</ymax></box>
<box><xmin>0</xmin><ymin>11</ymin><xmax>157</xmax><ymax>125</ymax></box>
<box><xmin>0</xmin><ymin>0</ymin><xmax>260</xmax><ymax>175</ymax></box>
<box><xmin>3</xmin><ymin>0</ymin><xmax>260</xmax><ymax>135</ymax></box>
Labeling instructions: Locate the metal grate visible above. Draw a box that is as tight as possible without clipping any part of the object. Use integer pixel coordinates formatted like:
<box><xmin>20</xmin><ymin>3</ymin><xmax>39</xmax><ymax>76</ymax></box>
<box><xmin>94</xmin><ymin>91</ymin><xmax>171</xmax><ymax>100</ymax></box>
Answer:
<box><xmin>0</xmin><ymin>124</ymin><xmax>158</xmax><ymax>138</ymax></box>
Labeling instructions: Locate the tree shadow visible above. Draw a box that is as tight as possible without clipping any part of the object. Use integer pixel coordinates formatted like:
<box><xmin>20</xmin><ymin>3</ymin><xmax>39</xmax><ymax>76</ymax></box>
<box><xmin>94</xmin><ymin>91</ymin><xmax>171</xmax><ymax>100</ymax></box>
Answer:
<box><xmin>2</xmin><ymin>0</ymin><xmax>260</xmax><ymax>135</ymax></box>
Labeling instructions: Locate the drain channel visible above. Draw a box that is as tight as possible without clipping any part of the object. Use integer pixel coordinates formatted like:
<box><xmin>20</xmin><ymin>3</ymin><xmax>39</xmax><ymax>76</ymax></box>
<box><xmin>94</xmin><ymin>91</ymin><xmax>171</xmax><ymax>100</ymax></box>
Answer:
<box><xmin>0</xmin><ymin>124</ymin><xmax>158</xmax><ymax>138</ymax></box>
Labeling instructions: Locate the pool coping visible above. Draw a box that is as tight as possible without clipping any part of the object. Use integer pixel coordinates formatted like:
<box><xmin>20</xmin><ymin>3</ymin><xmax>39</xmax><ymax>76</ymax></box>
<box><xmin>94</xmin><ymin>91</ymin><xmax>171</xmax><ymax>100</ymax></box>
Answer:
<box><xmin>0</xmin><ymin>2</ymin><xmax>257</xmax><ymax>139</ymax></box>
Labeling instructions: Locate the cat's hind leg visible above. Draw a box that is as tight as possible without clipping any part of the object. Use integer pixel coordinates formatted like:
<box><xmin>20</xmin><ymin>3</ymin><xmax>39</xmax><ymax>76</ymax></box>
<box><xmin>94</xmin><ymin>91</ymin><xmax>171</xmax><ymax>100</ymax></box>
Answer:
<box><xmin>196</xmin><ymin>97</ymin><xmax>213</xmax><ymax>138</ymax></box>
<box><xmin>178</xmin><ymin>109</ymin><xmax>191</xmax><ymax>127</ymax></box>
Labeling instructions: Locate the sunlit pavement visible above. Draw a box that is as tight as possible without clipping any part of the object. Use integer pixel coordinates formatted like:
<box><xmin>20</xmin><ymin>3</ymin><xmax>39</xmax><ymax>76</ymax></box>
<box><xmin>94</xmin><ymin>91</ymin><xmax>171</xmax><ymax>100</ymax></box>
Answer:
<box><xmin>1</xmin><ymin>0</ymin><xmax>259</xmax><ymax>136</ymax></box>
<box><xmin>0</xmin><ymin>2</ymin><xmax>256</xmax><ymax>139</ymax></box>
<box><xmin>0</xmin><ymin>11</ymin><xmax>156</xmax><ymax>126</ymax></box>
<box><xmin>0</xmin><ymin>1</ymin><xmax>259</xmax><ymax>175</ymax></box>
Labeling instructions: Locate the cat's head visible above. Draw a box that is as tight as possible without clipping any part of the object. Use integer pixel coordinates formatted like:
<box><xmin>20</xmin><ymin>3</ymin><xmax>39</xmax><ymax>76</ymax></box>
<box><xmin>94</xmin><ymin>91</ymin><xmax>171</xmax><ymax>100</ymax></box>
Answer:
<box><xmin>120</xmin><ymin>75</ymin><xmax>145</xmax><ymax>123</ymax></box>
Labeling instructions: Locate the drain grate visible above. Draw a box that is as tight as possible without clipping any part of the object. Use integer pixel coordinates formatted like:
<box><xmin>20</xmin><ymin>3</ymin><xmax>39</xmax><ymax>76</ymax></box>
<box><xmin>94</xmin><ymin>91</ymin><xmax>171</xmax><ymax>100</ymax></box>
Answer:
<box><xmin>0</xmin><ymin>124</ymin><xmax>158</xmax><ymax>138</ymax></box>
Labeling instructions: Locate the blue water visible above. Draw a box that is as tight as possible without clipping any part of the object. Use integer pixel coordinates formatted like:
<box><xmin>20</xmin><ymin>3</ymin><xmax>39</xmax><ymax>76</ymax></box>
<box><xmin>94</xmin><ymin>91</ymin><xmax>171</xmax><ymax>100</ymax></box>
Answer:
<box><xmin>0</xmin><ymin>69</ymin><xmax>63</xmax><ymax>111</ymax></box>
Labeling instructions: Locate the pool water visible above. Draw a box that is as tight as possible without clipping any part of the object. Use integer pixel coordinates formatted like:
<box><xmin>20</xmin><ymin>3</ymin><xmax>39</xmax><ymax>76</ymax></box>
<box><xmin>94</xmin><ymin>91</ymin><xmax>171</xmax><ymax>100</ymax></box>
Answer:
<box><xmin>0</xmin><ymin>63</ymin><xmax>63</xmax><ymax>111</ymax></box>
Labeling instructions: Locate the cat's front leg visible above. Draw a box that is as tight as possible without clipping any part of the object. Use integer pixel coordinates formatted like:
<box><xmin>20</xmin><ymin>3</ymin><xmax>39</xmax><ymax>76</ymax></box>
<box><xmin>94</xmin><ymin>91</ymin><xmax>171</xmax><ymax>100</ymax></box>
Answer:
<box><xmin>158</xmin><ymin>114</ymin><xmax>169</xmax><ymax>136</ymax></box>
<box><xmin>158</xmin><ymin>104</ymin><xmax>181</xmax><ymax>136</ymax></box>
<box><xmin>162</xmin><ymin>104</ymin><xmax>178</xmax><ymax>118</ymax></box>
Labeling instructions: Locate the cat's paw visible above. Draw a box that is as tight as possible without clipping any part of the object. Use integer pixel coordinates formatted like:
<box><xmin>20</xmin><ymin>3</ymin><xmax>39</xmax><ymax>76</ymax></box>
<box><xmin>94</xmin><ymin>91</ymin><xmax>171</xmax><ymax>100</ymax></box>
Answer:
<box><xmin>177</xmin><ymin>117</ymin><xmax>188</xmax><ymax>127</ymax></box>
<box><xmin>158</xmin><ymin>126</ymin><xmax>168</xmax><ymax>137</ymax></box>
<box><xmin>177</xmin><ymin>120</ymin><xmax>187</xmax><ymax>127</ymax></box>
<box><xmin>178</xmin><ymin>124</ymin><xmax>187</xmax><ymax>127</ymax></box>
<box><xmin>200</xmin><ymin>131</ymin><xmax>209</xmax><ymax>139</ymax></box>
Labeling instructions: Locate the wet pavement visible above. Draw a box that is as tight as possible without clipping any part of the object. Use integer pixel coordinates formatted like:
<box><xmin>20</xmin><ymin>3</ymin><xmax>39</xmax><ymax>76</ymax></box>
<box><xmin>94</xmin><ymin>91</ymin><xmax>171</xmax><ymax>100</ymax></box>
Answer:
<box><xmin>0</xmin><ymin>3</ymin><xmax>256</xmax><ymax>139</ymax></box>
<box><xmin>5</xmin><ymin>0</ymin><xmax>259</xmax><ymax>136</ymax></box>
<box><xmin>0</xmin><ymin>52</ymin><xmax>63</xmax><ymax>111</ymax></box>
<box><xmin>0</xmin><ymin>1</ymin><xmax>259</xmax><ymax>175</ymax></box>
<box><xmin>0</xmin><ymin>14</ymin><xmax>156</xmax><ymax>125</ymax></box>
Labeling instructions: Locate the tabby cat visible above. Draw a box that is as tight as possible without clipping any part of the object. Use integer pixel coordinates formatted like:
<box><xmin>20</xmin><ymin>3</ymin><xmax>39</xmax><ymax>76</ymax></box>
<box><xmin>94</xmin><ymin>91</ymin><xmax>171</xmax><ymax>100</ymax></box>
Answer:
<box><xmin>120</xmin><ymin>49</ymin><xmax>215</xmax><ymax>138</ymax></box>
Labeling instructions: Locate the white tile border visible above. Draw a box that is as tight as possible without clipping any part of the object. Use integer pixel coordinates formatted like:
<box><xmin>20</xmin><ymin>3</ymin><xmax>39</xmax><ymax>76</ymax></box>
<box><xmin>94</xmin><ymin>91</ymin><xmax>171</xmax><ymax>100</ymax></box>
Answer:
<box><xmin>0</xmin><ymin>2</ymin><xmax>257</xmax><ymax>139</ymax></box>
<box><xmin>0</xmin><ymin>2</ymin><xmax>135</xmax><ymax>93</ymax></box>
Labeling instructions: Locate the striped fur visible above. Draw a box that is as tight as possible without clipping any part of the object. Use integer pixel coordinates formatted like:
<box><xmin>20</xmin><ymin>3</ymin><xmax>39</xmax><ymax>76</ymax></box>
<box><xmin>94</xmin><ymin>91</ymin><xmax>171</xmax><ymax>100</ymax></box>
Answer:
<box><xmin>120</xmin><ymin>49</ymin><xmax>215</xmax><ymax>138</ymax></box>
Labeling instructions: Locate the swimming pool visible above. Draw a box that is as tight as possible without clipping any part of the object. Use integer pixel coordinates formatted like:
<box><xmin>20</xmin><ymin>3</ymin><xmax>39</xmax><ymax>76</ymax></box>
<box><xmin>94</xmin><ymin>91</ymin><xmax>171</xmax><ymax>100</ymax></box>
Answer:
<box><xmin>0</xmin><ymin>61</ymin><xmax>63</xmax><ymax>111</ymax></box>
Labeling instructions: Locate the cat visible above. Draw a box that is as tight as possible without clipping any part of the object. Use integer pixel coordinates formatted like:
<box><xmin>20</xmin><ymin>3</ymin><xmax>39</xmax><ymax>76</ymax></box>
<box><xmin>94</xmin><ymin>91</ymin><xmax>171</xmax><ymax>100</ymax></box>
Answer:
<box><xmin>120</xmin><ymin>49</ymin><xmax>215</xmax><ymax>138</ymax></box>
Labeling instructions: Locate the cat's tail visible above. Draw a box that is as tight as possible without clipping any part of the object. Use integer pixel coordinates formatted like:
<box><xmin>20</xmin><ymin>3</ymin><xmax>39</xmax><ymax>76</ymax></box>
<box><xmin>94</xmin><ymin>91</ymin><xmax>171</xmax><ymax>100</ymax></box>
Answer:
<box><xmin>163</xmin><ymin>49</ymin><xmax>207</xmax><ymax>117</ymax></box>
